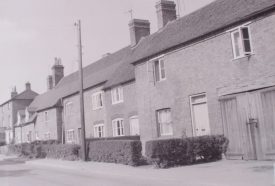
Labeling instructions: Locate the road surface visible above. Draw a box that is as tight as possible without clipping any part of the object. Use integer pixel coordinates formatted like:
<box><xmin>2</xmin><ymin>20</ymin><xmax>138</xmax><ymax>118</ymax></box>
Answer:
<box><xmin>0</xmin><ymin>155</ymin><xmax>273</xmax><ymax>186</ymax></box>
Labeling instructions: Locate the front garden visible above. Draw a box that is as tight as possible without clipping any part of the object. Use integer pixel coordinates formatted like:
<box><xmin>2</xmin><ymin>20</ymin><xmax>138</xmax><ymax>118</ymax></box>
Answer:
<box><xmin>1</xmin><ymin>135</ymin><xmax>228</xmax><ymax>168</ymax></box>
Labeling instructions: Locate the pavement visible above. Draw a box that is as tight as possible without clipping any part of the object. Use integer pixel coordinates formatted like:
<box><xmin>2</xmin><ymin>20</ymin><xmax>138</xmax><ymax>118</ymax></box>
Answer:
<box><xmin>0</xmin><ymin>154</ymin><xmax>274</xmax><ymax>186</ymax></box>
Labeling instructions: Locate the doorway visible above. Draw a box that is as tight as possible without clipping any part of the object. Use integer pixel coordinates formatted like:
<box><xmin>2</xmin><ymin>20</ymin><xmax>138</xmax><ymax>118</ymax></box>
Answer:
<box><xmin>190</xmin><ymin>93</ymin><xmax>211</xmax><ymax>136</ymax></box>
<box><xmin>220</xmin><ymin>87</ymin><xmax>275</xmax><ymax>160</ymax></box>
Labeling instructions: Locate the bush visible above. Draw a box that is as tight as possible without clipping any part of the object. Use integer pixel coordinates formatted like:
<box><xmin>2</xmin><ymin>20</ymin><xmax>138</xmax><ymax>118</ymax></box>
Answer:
<box><xmin>43</xmin><ymin>144</ymin><xmax>81</xmax><ymax>161</ymax></box>
<box><xmin>88</xmin><ymin>140</ymin><xmax>142</xmax><ymax>166</ymax></box>
<box><xmin>6</xmin><ymin>140</ymin><xmax>81</xmax><ymax>161</ymax></box>
<box><xmin>146</xmin><ymin>135</ymin><xmax>228</xmax><ymax>168</ymax></box>
<box><xmin>189</xmin><ymin>135</ymin><xmax>229</xmax><ymax>162</ymax></box>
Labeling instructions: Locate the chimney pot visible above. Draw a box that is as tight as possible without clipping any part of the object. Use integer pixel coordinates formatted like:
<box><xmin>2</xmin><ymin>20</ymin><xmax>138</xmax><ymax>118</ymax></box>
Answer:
<box><xmin>129</xmin><ymin>19</ymin><xmax>150</xmax><ymax>47</ymax></box>
<box><xmin>11</xmin><ymin>86</ymin><xmax>17</xmax><ymax>98</ymax></box>
<box><xmin>25</xmin><ymin>82</ymin><xmax>31</xmax><ymax>90</ymax></box>
<box><xmin>156</xmin><ymin>0</ymin><xmax>177</xmax><ymax>29</ymax></box>
<box><xmin>52</xmin><ymin>58</ymin><xmax>64</xmax><ymax>87</ymax></box>
<box><xmin>47</xmin><ymin>75</ymin><xmax>53</xmax><ymax>90</ymax></box>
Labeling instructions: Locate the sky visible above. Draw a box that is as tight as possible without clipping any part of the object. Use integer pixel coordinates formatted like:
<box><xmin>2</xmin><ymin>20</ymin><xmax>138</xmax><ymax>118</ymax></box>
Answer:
<box><xmin>0</xmin><ymin>0</ymin><xmax>214</xmax><ymax>103</ymax></box>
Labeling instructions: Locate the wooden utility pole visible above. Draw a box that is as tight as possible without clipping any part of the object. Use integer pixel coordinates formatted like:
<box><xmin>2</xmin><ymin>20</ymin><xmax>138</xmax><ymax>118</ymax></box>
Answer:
<box><xmin>75</xmin><ymin>20</ymin><xmax>87</xmax><ymax>161</ymax></box>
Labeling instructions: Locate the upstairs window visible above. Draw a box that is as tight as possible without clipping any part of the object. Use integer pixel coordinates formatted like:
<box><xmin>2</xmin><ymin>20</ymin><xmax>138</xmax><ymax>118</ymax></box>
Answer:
<box><xmin>112</xmin><ymin>118</ymin><xmax>124</xmax><ymax>137</ymax></box>
<box><xmin>231</xmin><ymin>26</ymin><xmax>252</xmax><ymax>59</ymax></box>
<box><xmin>92</xmin><ymin>92</ymin><xmax>104</xmax><ymax>110</ymax></box>
<box><xmin>65</xmin><ymin>102</ymin><xmax>73</xmax><ymax>116</ymax></box>
<box><xmin>44</xmin><ymin>111</ymin><xmax>49</xmax><ymax>122</ymax></box>
<box><xmin>111</xmin><ymin>86</ymin><xmax>123</xmax><ymax>104</ymax></box>
<box><xmin>94</xmin><ymin>124</ymin><xmax>104</xmax><ymax>138</ymax></box>
<box><xmin>157</xmin><ymin>109</ymin><xmax>173</xmax><ymax>136</ymax></box>
<box><xmin>154</xmin><ymin>59</ymin><xmax>166</xmax><ymax>82</ymax></box>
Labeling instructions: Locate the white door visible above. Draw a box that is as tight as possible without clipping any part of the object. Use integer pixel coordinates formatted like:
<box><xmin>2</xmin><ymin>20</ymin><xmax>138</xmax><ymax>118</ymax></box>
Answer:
<box><xmin>130</xmin><ymin>116</ymin><xmax>140</xmax><ymax>135</ymax></box>
<box><xmin>191</xmin><ymin>94</ymin><xmax>210</xmax><ymax>136</ymax></box>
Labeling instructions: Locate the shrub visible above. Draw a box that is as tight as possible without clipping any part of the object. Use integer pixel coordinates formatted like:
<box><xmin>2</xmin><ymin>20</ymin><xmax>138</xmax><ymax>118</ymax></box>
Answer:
<box><xmin>43</xmin><ymin>144</ymin><xmax>81</xmax><ymax>161</ymax></box>
<box><xmin>145</xmin><ymin>135</ymin><xmax>228</xmax><ymax>168</ymax></box>
<box><xmin>189</xmin><ymin>135</ymin><xmax>229</xmax><ymax>162</ymax></box>
<box><xmin>88</xmin><ymin>140</ymin><xmax>142</xmax><ymax>166</ymax></box>
<box><xmin>145</xmin><ymin>138</ymin><xmax>194</xmax><ymax>168</ymax></box>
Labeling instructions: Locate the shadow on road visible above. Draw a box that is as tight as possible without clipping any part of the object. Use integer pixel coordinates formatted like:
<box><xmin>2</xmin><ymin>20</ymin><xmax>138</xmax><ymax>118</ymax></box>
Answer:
<box><xmin>0</xmin><ymin>158</ymin><xmax>26</xmax><ymax>166</ymax></box>
<box><xmin>0</xmin><ymin>169</ymin><xmax>31</xmax><ymax>177</ymax></box>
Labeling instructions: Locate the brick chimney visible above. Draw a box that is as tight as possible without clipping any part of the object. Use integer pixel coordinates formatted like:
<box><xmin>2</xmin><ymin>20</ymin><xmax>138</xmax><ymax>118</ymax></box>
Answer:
<box><xmin>52</xmin><ymin>57</ymin><xmax>64</xmax><ymax>87</ymax></box>
<box><xmin>129</xmin><ymin>19</ymin><xmax>150</xmax><ymax>47</ymax></box>
<box><xmin>47</xmin><ymin>75</ymin><xmax>53</xmax><ymax>90</ymax></box>
<box><xmin>156</xmin><ymin>0</ymin><xmax>177</xmax><ymax>29</ymax></box>
<box><xmin>11</xmin><ymin>87</ymin><xmax>17</xmax><ymax>98</ymax></box>
<box><xmin>25</xmin><ymin>82</ymin><xmax>31</xmax><ymax>91</ymax></box>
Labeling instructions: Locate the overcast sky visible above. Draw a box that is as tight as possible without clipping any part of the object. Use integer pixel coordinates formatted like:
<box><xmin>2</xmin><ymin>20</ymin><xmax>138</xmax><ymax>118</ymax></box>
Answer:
<box><xmin>0</xmin><ymin>0</ymin><xmax>214</xmax><ymax>103</ymax></box>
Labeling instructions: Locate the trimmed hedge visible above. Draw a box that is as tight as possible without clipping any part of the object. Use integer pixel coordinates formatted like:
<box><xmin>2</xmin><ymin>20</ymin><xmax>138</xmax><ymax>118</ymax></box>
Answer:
<box><xmin>43</xmin><ymin>144</ymin><xmax>80</xmax><ymax>161</ymax></box>
<box><xmin>88</xmin><ymin>140</ymin><xmax>142</xmax><ymax>166</ymax></box>
<box><xmin>146</xmin><ymin>135</ymin><xmax>229</xmax><ymax>168</ymax></box>
<box><xmin>6</xmin><ymin>140</ymin><xmax>81</xmax><ymax>161</ymax></box>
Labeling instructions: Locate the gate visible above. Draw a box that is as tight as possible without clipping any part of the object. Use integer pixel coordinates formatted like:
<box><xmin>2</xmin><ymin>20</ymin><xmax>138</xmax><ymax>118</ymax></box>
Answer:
<box><xmin>220</xmin><ymin>87</ymin><xmax>275</xmax><ymax>160</ymax></box>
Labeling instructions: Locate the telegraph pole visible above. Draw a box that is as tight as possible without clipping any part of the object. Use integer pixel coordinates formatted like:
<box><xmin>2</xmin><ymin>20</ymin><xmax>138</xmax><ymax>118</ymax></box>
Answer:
<box><xmin>75</xmin><ymin>20</ymin><xmax>87</xmax><ymax>161</ymax></box>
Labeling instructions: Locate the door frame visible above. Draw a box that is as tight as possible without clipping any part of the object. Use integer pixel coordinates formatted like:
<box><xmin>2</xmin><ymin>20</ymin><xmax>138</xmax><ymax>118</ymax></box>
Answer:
<box><xmin>189</xmin><ymin>93</ymin><xmax>210</xmax><ymax>136</ymax></box>
<box><xmin>129</xmin><ymin>116</ymin><xmax>139</xmax><ymax>136</ymax></box>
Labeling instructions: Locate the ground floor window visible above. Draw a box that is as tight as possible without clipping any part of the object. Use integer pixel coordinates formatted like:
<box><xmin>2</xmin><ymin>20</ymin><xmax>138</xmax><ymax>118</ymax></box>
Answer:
<box><xmin>27</xmin><ymin>131</ymin><xmax>32</xmax><ymax>142</ymax></box>
<box><xmin>44</xmin><ymin>132</ymin><xmax>50</xmax><ymax>140</ymax></box>
<box><xmin>66</xmin><ymin>130</ymin><xmax>75</xmax><ymax>143</ymax></box>
<box><xmin>94</xmin><ymin>124</ymin><xmax>104</xmax><ymax>138</ymax></box>
<box><xmin>112</xmin><ymin>118</ymin><xmax>124</xmax><ymax>137</ymax></box>
<box><xmin>157</xmin><ymin>109</ymin><xmax>173</xmax><ymax>136</ymax></box>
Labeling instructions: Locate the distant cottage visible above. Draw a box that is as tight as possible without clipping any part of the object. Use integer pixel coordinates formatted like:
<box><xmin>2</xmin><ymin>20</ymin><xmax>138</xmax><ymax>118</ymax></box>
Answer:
<box><xmin>1</xmin><ymin>0</ymin><xmax>275</xmax><ymax>160</ymax></box>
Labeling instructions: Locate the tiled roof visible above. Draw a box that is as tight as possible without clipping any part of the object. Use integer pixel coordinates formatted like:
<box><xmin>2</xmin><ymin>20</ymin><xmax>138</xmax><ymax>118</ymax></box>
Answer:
<box><xmin>30</xmin><ymin>46</ymin><xmax>132</xmax><ymax>111</ymax></box>
<box><xmin>30</xmin><ymin>0</ymin><xmax>275</xmax><ymax>111</ymax></box>
<box><xmin>129</xmin><ymin>0</ymin><xmax>275</xmax><ymax>64</ymax></box>
<box><xmin>0</xmin><ymin>89</ymin><xmax>38</xmax><ymax>106</ymax></box>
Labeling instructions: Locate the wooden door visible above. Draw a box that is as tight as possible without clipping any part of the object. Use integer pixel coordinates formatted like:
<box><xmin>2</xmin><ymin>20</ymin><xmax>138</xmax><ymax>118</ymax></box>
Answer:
<box><xmin>190</xmin><ymin>94</ymin><xmax>211</xmax><ymax>136</ymax></box>
<box><xmin>258</xmin><ymin>88</ymin><xmax>275</xmax><ymax>159</ymax></box>
<box><xmin>130</xmin><ymin>116</ymin><xmax>140</xmax><ymax>136</ymax></box>
<box><xmin>220</xmin><ymin>87</ymin><xmax>275</xmax><ymax>160</ymax></box>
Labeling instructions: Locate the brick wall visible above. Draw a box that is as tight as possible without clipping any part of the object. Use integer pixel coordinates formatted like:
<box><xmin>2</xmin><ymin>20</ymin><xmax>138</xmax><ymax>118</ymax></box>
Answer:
<box><xmin>35</xmin><ymin>108</ymin><xmax>61</xmax><ymax>141</ymax></box>
<box><xmin>104</xmin><ymin>81</ymin><xmax>138</xmax><ymax>137</ymax></box>
<box><xmin>135</xmin><ymin>13</ymin><xmax>275</xmax><ymax>143</ymax></box>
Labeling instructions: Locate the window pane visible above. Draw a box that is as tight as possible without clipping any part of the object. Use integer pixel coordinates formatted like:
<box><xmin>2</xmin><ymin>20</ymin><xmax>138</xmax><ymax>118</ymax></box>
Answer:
<box><xmin>157</xmin><ymin>109</ymin><xmax>172</xmax><ymax>136</ymax></box>
<box><xmin>154</xmin><ymin>60</ymin><xmax>160</xmax><ymax>82</ymax></box>
<box><xmin>233</xmin><ymin>32</ymin><xmax>241</xmax><ymax>57</ymax></box>
<box><xmin>241</xmin><ymin>27</ymin><xmax>251</xmax><ymax>53</ymax></box>
<box><xmin>160</xmin><ymin>60</ymin><xmax>166</xmax><ymax>79</ymax></box>
<box><xmin>241</xmin><ymin>27</ymin><xmax>249</xmax><ymax>39</ymax></box>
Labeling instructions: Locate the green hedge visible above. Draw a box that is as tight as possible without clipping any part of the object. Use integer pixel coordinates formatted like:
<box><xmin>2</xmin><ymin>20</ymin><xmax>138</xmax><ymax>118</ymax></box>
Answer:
<box><xmin>88</xmin><ymin>140</ymin><xmax>142</xmax><ymax>166</ymax></box>
<box><xmin>146</xmin><ymin>135</ymin><xmax>229</xmax><ymax>168</ymax></box>
<box><xmin>43</xmin><ymin>144</ymin><xmax>80</xmax><ymax>161</ymax></box>
<box><xmin>7</xmin><ymin>140</ymin><xmax>81</xmax><ymax>161</ymax></box>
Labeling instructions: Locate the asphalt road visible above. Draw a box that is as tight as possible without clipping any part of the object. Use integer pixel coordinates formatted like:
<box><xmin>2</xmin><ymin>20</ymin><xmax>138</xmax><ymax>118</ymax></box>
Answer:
<box><xmin>0</xmin><ymin>157</ymin><xmax>173</xmax><ymax>186</ymax></box>
<box><xmin>0</xmin><ymin>156</ymin><xmax>273</xmax><ymax>186</ymax></box>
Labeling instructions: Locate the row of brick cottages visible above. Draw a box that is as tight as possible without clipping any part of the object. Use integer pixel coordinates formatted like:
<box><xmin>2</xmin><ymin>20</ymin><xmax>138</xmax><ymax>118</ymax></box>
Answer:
<box><xmin>10</xmin><ymin>0</ymin><xmax>275</xmax><ymax>160</ymax></box>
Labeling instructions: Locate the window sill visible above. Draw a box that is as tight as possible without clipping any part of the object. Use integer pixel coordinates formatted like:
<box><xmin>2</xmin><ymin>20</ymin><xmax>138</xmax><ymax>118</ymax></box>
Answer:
<box><xmin>92</xmin><ymin>107</ymin><xmax>103</xmax><ymax>111</ymax></box>
<box><xmin>232</xmin><ymin>53</ymin><xmax>255</xmax><ymax>61</ymax></box>
<box><xmin>112</xmin><ymin>101</ymin><xmax>124</xmax><ymax>105</ymax></box>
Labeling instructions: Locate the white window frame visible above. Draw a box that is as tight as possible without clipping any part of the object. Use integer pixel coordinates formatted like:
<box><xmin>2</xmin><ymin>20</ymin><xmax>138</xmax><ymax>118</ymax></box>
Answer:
<box><xmin>64</xmin><ymin>102</ymin><xmax>73</xmax><ymax>116</ymax></box>
<box><xmin>44</xmin><ymin>111</ymin><xmax>49</xmax><ymax>122</ymax></box>
<box><xmin>27</xmin><ymin>131</ymin><xmax>32</xmax><ymax>143</ymax></box>
<box><xmin>157</xmin><ymin>108</ymin><xmax>173</xmax><ymax>136</ymax></box>
<box><xmin>94</xmin><ymin>124</ymin><xmax>105</xmax><ymax>138</ymax></box>
<box><xmin>230</xmin><ymin>25</ymin><xmax>253</xmax><ymax>59</ymax></box>
<box><xmin>92</xmin><ymin>92</ymin><xmax>104</xmax><ymax>110</ymax></box>
<box><xmin>111</xmin><ymin>86</ymin><xmax>124</xmax><ymax>104</ymax></box>
<box><xmin>44</xmin><ymin>132</ymin><xmax>50</xmax><ymax>140</ymax></box>
<box><xmin>154</xmin><ymin>58</ymin><xmax>166</xmax><ymax>82</ymax></box>
<box><xmin>66</xmin><ymin>129</ymin><xmax>75</xmax><ymax>143</ymax></box>
<box><xmin>112</xmin><ymin>118</ymin><xmax>124</xmax><ymax>137</ymax></box>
